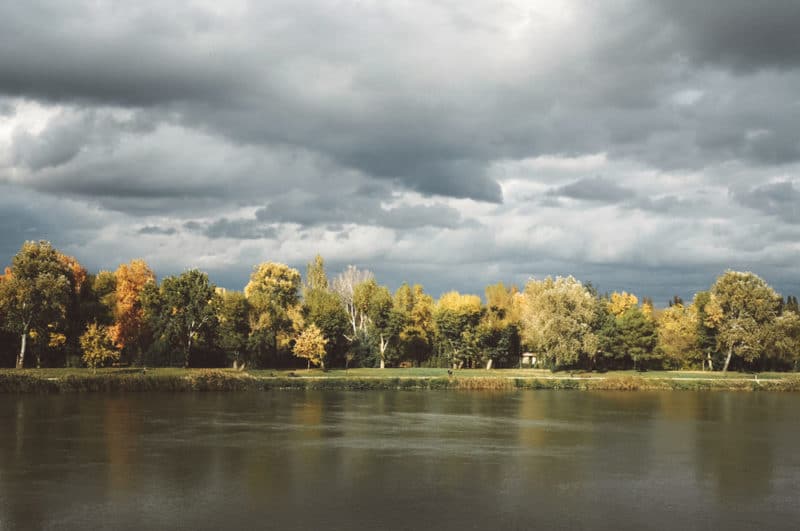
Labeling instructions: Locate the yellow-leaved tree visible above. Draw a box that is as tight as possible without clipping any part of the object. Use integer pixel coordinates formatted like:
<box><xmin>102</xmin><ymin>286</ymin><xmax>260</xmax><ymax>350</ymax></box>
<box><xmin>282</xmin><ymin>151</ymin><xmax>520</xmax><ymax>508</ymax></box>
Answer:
<box><xmin>657</xmin><ymin>303</ymin><xmax>700</xmax><ymax>368</ymax></box>
<box><xmin>293</xmin><ymin>323</ymin><xmax>328</xmax><ymax>370</ymax></box>
<box><xmin>608</xmin><ymin>291</ymin><xmax>638</xmax><ymax>316</ymax></box>
<box><xmin>80</xmin><ymin>323</ymin><xmax>120</xmax><ymax>373</ymax></box>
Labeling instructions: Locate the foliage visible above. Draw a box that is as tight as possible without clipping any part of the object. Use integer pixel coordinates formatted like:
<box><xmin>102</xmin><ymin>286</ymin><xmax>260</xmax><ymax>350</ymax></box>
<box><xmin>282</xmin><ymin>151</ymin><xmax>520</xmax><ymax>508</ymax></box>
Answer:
<box><xmin>216</xmin><ymin>290</ymin><xmax>251</xmax><ymax>367</ymax></box>
<box><xmin>80</xmin><ymin>323</ymin><xmax>120</xmax><ymax>372</ymax></box>
<box><xmin>616</xmin><ymin>307</ymin><xmax>659</xmax><ymax>370</ymax></box>
<box><xmin>293</xmin><ymin>323</ymin><xmax>328</xmax><ymax>369</ymax></box>
<box><xmin>608</xmin><ymin>291</ymin><xmax>638</xmax><ymax>317</ymax></box>
<box><xmin>394</xmin><ymin>283</ymin><xmax>434</xmax><ymax>366</ymax></box>
<box><xmin>657</xmin><ymin>303</ymin><xmax>701</xmax><ymax>368</ymax></box>
<box><xmin>143</xmin><ymin>269</ymin><xmax>218</xmax><ymax>368</ymax></box>
<box><xmin>245</xmin><ymin>262</ymin><xmax>302</xmax><ymax>367</ymax></box>
<box><xmin>709</xmin><ymin>271</ymin><xmax>781</xmax><ymax>372</ymax></box>
<box><xmin>109</xmin><ymin>259</ymin><xmax>155</xmax><ymax>363</ymax></box>
<box><xmin>0</xmin><ymin>241</ymin><xmax>74</xmax><ymax>368</ymax></box>
<box><xmin>520</xmin><ymin>276</ymin><xmax>598</xmax><ymax>369</ymax></box>
<box><xmin>433</xmin><ymin>291</ymin><xmax>483</xmax><ymax>368</ymax></box>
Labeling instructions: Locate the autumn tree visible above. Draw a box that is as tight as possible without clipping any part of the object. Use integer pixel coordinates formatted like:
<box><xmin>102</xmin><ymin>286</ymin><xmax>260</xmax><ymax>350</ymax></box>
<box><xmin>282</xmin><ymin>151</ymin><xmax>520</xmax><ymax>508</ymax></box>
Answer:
<box><xmin>479</xmin><ymin>282</ymin><xmax>521</xmax><ymax>369</ymax></box>
<box><xmin>608</xmin><ymin>291</ymin><xmax>638</xmax><ymax>317</ymax></box>
<box><xmin>709</xmin><ymin>271</ymin><xmax>781</xmax><ymax>373</ymax></box>
<box><xmin>657</xmin><ymin>303</ymin><xmax>701</xmax><ymax>369</ymax></box>
<box><xmin>143</xmin><ymin>270</ymin><xmax>218</xmax><ymax>368</ymax></box>
<box><xmin>293</xmin><ymin>323</ymin><xmax>328</xmax><ymax>369</ymax></box>
<box><xmin>245</xmin><ymin>262</ymin><xmax>302</xmax><ymax>366</ymax></box>
<box><xmin>110</xmin><ymin>260</ymin><xmax>156</xmax><ymax>364</ymax></box>
<box><xmin>394</xmin><ymin>283</ymin><xmax>434</xmax><ymax>366</ymax></box>
<box><xmin>520</xmin><ymin>276</ymin><xmax>598</xmax><ymax>369</ymax></box>
<box><xmin>0</xmin><ymin>241</ymin><xmax>73</xmax><ymax>368</ymax></box>
<box><xmin>302</xmin><ymin>255</ymin><xmax>349</xmax><ymax>366</ymax></box>
<box><xmin>433</xmin><ymin>291</ymin><xmax>483</xmax><ymax>368</ymax></box>
<box><xmin>80</xmin><ymin>323</ymin><xmax>120</xmax><ymax>373</ymax></box>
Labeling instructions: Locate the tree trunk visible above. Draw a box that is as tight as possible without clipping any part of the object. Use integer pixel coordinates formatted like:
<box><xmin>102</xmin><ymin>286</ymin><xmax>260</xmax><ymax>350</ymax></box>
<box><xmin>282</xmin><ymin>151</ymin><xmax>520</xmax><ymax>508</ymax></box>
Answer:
<box><xmin>380</xmin><ymin>358</ymin><xmax>385</xmax><ymax>369</ymax></box>
<box><xmin>320</xmin><ymin>359</ymin><xmax>325</xmax><ymax>370</ymax></box>
<box><xmin>722</xmin><ymin>345</ymin><xmax>733</xmax><ymax>374</ymax></box>
<box><xmin>486</xmin><ymin>359</ymin><xmax>493</xmax><ymax>370</ymax></box>
<box><xmin>185</xmin><ymin>337</ymin><xmax>192</xmax><ymax>369</ymax></box>
<box><xmin>16</xmin><ymin>331</ymin><xmax>27</xmax><ymax>369</ymax></box>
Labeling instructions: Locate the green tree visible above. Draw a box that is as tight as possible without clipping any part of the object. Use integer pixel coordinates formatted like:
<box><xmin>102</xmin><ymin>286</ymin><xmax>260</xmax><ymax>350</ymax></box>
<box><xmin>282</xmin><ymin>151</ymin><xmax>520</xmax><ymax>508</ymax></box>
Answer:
<box><xmin>216</xmin><ymin>290</ymin><xmax>251</xmax><ymax>368</ymax></box>
<box><xmin>691</xmin><ymin>291</ymin><xmax>719</xmax><ymax>370</ymax></box>
<box><xmin>143</xmin><ymin>270</ymin><xmax>218</xmax><ymax>368</ymax></box>
<box><xmin>769</xmin><ymin>312</ymin><xmax>800</xmax><ymax>371</ymax></box>
<box><xmin>616</xmin><ymin>306</ymin><xmax>659</xmax><ymax>370</ymax></box>
<box><xmin>520</xmin><ymin>276</ymin><xmax>598</xmax><ymax>369</ymax></box>
<box><xmin>433</xmin><ymin>291</ymin><xmax>483</xmax><ymax>368</ymax></box>
<box><xmin>80</xmin><ymin>323</ymin><xmax>120</xmax><ymax>373</ymax></box>
<box><xmin>0</xmin><ymin>241</ymin><xmax>73</xmax><ymax>368</ymax></box>
<box><xmin>360</xmin><ymin>281</ymin><xmax>402</xmax><ymax>368</ymax></box>
<box><xmin>480</xmin><ymin>283</ymin><xmax>521</xmax><ymax>369</ymax></box>
<box><xmin>709</xmin><ymin>271</ymin><xmax>781</xmax><ymax>373</ymax></box>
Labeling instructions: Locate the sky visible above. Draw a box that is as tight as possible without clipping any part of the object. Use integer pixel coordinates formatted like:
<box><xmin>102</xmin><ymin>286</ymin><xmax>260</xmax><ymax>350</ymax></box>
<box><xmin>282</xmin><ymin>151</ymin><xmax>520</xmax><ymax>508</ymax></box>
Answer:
<box><xmin>1</xmin><ymin>0</ymin><xmax>799</xmax><ymax>304</ymax></box>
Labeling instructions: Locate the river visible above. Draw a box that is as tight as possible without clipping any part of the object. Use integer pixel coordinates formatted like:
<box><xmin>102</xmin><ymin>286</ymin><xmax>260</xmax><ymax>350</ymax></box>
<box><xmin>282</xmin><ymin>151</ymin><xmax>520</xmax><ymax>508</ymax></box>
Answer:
<box><xmin>1</xmin><ymin>391</ymin><xmax>799</xmax><ymax>530</ymax></box>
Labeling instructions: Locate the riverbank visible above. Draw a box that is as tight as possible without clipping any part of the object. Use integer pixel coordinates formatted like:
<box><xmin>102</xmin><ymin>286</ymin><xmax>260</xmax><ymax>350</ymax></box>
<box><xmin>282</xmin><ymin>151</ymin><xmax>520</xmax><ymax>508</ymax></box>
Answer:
<box><xmin>1</xmin><ymin>368</ymin><xmax>799</xmax><ymax>392</ymax></box>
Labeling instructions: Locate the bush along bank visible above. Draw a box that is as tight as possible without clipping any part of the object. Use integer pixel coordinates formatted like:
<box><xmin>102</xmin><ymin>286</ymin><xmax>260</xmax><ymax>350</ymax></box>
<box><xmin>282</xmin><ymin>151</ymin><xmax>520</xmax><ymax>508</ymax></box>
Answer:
<box><xmin>2</xmin><ymin>370</ymin><xmax>800</xmax><ymax>393</ymax></box>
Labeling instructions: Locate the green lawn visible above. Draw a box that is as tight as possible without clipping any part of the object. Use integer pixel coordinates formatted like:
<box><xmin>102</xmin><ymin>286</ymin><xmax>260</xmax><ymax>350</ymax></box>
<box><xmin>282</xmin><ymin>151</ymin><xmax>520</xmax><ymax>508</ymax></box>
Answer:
<box><xmin>0</xmin><ymin>367</ymin><xmax>791</xmax><ymax>380</ymax></box>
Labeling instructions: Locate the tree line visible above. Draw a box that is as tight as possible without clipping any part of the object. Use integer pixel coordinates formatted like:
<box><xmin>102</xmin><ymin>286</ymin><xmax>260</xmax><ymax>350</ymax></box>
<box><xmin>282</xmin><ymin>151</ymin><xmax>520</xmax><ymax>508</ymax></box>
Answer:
<box><xmin>1</xmin><ymin>241</ymin><xmax>799</xmax><ymax>372</ymax></box>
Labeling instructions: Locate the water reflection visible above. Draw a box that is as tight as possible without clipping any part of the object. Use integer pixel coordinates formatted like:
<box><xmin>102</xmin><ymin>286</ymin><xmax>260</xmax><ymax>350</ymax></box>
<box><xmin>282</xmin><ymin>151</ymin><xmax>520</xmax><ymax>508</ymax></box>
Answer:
<box><xmin>1</xmin><ymin>391</ymin><xmax>799</xmax><ymax>530</ymax></box>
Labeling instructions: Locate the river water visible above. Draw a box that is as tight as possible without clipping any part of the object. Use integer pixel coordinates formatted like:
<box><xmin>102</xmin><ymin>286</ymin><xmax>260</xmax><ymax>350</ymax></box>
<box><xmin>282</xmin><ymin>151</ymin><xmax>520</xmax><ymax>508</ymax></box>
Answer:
<box><xmin>1</xmin><ymin>391</ymin><xmax>799</xmax><ymax>530</ymax></box>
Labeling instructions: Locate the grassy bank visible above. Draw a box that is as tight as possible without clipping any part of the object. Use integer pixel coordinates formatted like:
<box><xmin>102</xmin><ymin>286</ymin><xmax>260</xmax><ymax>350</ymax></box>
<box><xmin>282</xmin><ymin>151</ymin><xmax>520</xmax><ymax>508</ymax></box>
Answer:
<box><xmin>1</xmin><ymin>368</ymin><xmax>799</xmax><ymax>393</ymax></box>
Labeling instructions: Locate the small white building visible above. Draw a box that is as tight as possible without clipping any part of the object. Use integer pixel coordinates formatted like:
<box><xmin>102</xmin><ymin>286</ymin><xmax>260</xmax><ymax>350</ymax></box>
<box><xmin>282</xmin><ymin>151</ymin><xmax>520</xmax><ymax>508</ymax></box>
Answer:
<box><xmin>520</xmin><ymin>352</ymin><xmax>537</xmax><ymax>367</ymax></box>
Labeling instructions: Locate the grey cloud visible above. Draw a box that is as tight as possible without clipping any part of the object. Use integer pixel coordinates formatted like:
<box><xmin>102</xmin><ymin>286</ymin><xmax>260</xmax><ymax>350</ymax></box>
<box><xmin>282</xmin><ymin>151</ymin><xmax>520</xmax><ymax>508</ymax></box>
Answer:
<box><xmin>186</xmin><ymin>218</ymin><xmax>279</xmax><ymax>240</ymax></box>
<box><xmin>138</xmin><ymin>225</ymin><xmax>177</xmax><ymax>236</ymax></box>
<box><xmin>734</xmin><ymin>181</ymin><xmax>800</xmax><ymax>223</ymax></box>
<box><xmin>0</xmin><ymin>100</ymin><xmax>13</xmax><ymax>116</ymax></box>
<box><xmin>1</xmin><ymin>1</ymin><xmax>800</xmax><ymax>303</ymax></box>
<box><xmin>255</xmin><ymin>196</ymin><xmax>472</xmax><ymax>231</ymax></box>
<box><xmin>548</xmin><ymin>177</ymin><xmax>636</xmax><ymax>203</ymax></box>
<box><xmin>653</xmin><ymin>0</ymin><xmax>800</xmax><ymax>72</ymax></box>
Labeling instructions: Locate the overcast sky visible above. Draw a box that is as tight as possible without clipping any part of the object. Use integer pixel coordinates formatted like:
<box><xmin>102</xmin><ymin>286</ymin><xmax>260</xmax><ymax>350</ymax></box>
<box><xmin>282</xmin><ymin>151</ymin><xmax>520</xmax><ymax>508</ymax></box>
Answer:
<box><xmin>1</xmin><ymin>0</ymin><xmax>799</xmax><ymax>304</ymax></box>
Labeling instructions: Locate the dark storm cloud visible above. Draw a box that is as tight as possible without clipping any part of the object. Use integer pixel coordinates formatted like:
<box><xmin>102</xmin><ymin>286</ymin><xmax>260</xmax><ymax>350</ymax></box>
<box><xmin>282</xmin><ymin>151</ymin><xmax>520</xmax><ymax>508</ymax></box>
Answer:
<box><xmin>652</xmin><ymin>0</ymin><xmax>800</xmax><ymax>71</ymax></box>
<box><xmin>2</xmin><ymin>0</ymin><xmax>800</xmax><ymax>301</ymax></box>
<box><xmin>548</xmin><ymin>177</ymin><xmax>636</xmax><ymax>203</ymax></box>
<box><xmin>734</xmin><ymin>181</ymin><xmax>800</xmax><ymax>223</ymax></box>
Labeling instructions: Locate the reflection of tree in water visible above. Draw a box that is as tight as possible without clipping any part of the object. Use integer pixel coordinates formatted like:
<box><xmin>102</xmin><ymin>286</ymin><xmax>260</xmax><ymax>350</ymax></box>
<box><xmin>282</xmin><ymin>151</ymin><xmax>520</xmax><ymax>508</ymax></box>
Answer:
<box><xmin>104</xmin><ymin>396</ymin><xmax>140</xmax><ymax>493</ymax></box>
<box><xmin>693</xmin><ymin>393</ymin><xmax>776</xmax><ymax>501</ymax></box>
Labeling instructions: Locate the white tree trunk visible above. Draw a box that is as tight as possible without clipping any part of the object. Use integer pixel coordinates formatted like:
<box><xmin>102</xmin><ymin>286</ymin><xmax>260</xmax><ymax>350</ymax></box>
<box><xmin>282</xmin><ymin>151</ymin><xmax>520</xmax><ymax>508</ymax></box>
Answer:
<box><xmin>16</xmin><ymin>330</ymin><xmax>27</xmax><ymax>369</ymax></box>
<box><xmin>722</xmin><ymin>346</ymin><xmax>733</xmax><ymax>373</ymax></box>
<box><xmin>486</xmin><ymin>359</ymin><xmax>493</xmax><ymax>370</ymax></box>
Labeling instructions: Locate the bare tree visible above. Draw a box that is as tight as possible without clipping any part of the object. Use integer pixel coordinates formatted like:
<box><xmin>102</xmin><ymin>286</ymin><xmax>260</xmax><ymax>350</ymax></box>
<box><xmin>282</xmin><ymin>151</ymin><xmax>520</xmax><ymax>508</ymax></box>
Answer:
<box><xmin>332</xmin><ymin>265</ymin><xmax>373</xmax><ymax>341</ymax></box>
